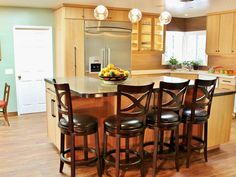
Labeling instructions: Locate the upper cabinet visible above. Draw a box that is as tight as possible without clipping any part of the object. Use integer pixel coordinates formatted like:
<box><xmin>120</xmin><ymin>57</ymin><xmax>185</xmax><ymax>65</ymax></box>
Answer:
<box><xmin>84</xmin><ymin>8</ymin><xmax>129</xmax><ymax>22</ymax></box>
<box><xmin>132</xmin><ymin>15</ymin><xmax>165</xmax><ymax>53</ymax></box>
<box><xmin>64</xmin><ymin>7</ymin><xmax>84</xmax><ymax>19</ymax></box>
<box><xmin>206</xmin><ymin>15</ymin><xmax>220</xmax><ymax>54</ymax></box>
<box><xmin>218</xmin><ymin>13</ymin><xmax>234</xmax><ymax>54</ymax></box>
<box><xmin>206</xmin><ymin>12</ymin><xmax>236</xmax><ymax>55</ymax></box>
<box><xmin>232</xmin><ymin>13</ymin><xmax>236</xmax><ymax>54</ymax></box>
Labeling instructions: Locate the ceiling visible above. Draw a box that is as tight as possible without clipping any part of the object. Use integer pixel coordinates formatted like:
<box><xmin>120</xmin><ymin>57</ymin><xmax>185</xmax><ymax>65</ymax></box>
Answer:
<box><xmin>0</xmin><ymin>0</ymin><xmax>236</xmax><ymax>17</ymax></box>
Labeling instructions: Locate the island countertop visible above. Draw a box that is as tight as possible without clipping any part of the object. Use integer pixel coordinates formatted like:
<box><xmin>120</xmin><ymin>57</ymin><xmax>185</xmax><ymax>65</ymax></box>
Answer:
<box><xmin>45</xmin><ymin>76</ymin><xmax>236</xmax><ymax>98</ymax></box>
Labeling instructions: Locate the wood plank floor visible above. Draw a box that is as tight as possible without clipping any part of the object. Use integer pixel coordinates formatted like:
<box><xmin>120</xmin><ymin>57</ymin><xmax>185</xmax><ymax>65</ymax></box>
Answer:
<box><xmin>0</xmin><ymin>113</ymin><xmax>236</xmax><ymax>177</ymax></box>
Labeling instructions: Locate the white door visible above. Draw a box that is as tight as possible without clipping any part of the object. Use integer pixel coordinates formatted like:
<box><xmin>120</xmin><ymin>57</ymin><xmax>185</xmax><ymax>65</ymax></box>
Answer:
<box><xmin>13</xmin><ymin>26</ymin><xmax>53</xmax><ymax>115</ymax></box>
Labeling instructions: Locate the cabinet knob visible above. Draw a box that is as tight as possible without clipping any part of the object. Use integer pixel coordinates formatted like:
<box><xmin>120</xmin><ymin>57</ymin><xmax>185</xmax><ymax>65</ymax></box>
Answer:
<box><xmin>232</xmin><ymin>50</ymin><xmax>234</xmax><ymax>53</ymax></box>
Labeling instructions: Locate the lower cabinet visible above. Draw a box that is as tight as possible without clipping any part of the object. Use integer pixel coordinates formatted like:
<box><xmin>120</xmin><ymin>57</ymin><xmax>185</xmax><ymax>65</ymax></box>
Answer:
<box><xmin>46</xmin><ymin>85</ymin><xmax>60</xmax><ymax>150</ymax></box>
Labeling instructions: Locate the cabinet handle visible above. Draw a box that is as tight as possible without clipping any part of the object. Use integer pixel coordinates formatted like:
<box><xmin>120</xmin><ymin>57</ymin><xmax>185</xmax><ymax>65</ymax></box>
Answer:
<box><xmin>51</xmin><ymin>99</ymin><xmax>56</xmax><ymax>118</ymax></box>
<box><xmin>222</xmin><ymin>80</ymin><xmax>231</xmax><ymax>83</ymax></box>
<box><xmin>74</xmin><ymin>46</ymin><xmax>77</xmax><ymax>76</ymax></box>
<box><xmin>232</xmin><ymin>50</ymin><xmax>234</xmax><ymax>53</ymax></box>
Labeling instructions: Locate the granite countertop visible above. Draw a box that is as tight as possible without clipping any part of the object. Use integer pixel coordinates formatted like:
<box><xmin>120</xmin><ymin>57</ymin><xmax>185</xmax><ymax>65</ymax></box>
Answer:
<box><xmin>45</xmin><ymin>76</ymin><xmax>236</xmax><ymax>98</ymax></box>
<box><xmin>131</xmin><ymin>69</ymin><xmax>236</xmax><ymax>79</ymax></box>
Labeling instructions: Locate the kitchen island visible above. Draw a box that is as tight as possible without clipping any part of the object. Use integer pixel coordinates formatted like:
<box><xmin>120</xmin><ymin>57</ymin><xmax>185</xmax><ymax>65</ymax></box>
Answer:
<box><xmin>45</xmin><ymin>76</ymin><xmax>236</xmax><ymax>150</ymax></box>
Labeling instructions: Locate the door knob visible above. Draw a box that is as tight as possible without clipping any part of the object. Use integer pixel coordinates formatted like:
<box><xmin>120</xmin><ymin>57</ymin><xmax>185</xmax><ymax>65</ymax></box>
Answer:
<box><xmin>18</xmin><ymin>76</ymin><xmax>21</xmax><ymax>80</ymax></box>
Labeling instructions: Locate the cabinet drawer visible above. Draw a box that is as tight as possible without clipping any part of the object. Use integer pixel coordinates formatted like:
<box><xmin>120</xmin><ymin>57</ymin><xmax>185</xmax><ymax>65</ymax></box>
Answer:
<box><xmin>64</xmin><ymin>7</ymin><xmax>84</xmax><ymax>19</ymax></box>
<box><xmin>107</xmin><ymin>10</ymin><xmax>129</xmax><ymax>22</ymax></box>
<box><xmin>219</xmin><ymin>77</ymin><xmax>236</xmax><ymax>86</ymax></box>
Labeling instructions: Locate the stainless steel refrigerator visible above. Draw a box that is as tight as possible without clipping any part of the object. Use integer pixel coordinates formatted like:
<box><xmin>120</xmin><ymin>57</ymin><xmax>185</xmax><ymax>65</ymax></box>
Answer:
<box><xmin>85</xmin><ymin>21</ymin><xmax>132</xmax><ymax>73</ymax></box>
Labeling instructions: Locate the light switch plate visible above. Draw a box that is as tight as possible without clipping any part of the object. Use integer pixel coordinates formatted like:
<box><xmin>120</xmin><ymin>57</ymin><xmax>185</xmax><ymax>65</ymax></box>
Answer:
<box><xmin>5</xmin><ymin>68</ymin><xmax>14</xmax><ymax>75</ymax></box>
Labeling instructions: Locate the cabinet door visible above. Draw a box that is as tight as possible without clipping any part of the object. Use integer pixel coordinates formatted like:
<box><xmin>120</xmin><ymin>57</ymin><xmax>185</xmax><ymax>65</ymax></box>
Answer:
<box><xmin>153</xmin><ymin>17</ymin><xmax>164</xmax><ymax>52</ymax></box>
<box><xmin>232</xmin><ymin>13</ymin><xmax>236</xmax><ymax>54</ymax></box>
<box><xmin>84</xmin><ymin>8</ymin><xmax>96</xmax><ymax>20</ymax></box>
<box><xmin>206</xmin><ymin>15</ymin><xmax>220</xmax><ymax>54</ymax></box>
<box><xmin>65</xmin><ymin>19</ymin><xmax>85</xmax><ymax>77</ymax></box>
<box><xmin>46</xmin><ymin>91</ymin><xmax>56</xmax><ymax>144</ymax></box>
<box><xmin>64</xmin><ymin>7</ymin><xmax>84</xmax><ymax>19</ymax></box>
<box><xmin>140</xmin><ymin>17</ymin><xmax>152</xmax><ymax>51</ymax></box>
<box><xmin>107</xmin><ymin>10</ymin><xmax>129</xmax><ymax>22</ymax></box>
<box><xmin>219</xmin><ymin>13</ymin><xmax>234</xmax><ymax>55</ymax></box>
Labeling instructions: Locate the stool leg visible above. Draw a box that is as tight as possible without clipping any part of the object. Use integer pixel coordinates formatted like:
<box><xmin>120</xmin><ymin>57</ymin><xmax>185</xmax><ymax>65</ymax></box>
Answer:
<box><xmin>95</xmin><ymin>131</ymin><xmax>102</xmax><ymax>177</ymax></box>
<box><xmin>115</xmin><ymin>135</ymin><xmax>120</xmax><ymax>177</ymax></box>
<box><xmin>186</xmin><ymin>123</ymin><xmax>192</xmax><ymax>168</ymax></box>
<box><xmin>170</xmin><ymin>130</ymin><xmax>175</xmax><ymax>146</ymax></box>
<box><xmin>139</xmin><ymin>133</ymin><xmax>145</xmax><ymax>177</ymax></box>
<box><xmin>59</xmin><ymin>133</ymin><xmax>65</xmax><ymax>173</ymax></box>
<box><xmin>159</xmin><ymin>130</ymin><xmax>164</xmax><ymax>153</ymax></box>
<box><xmin>3</xmin><ymin>108</ymin><xmax>10</xmax><ymax>126</ymax></box>
<box><xmin>70</xmin><ymin>133</ymin><xmax>76</xmax><ymax>177</ymax></box>
<box><xmin>84</xmin><ymin>135</ymin><xmax>88</xmax><ymax>161</ymax></box>
<box><xmin>152</xmin><ymin>127</ymin><xmax>159</xmax><ymax>177</ymax></box>
<box><xmin>175</xmin><ymin>127</ymin><xmax>179</xmax><ymax>171</ymax></box>
<box><xmin>204</xmin><ymin>121</ymin><xmax>208</xmax><ymax>162</ymax></box>
<box><xmin>125</xmin><ymin>137</ymin><xmax>129</xmax><ymax>163</ymax></box>
<box><xmin>182</xmin><ymin>123</ymin><xmax>186</xmax><ymax>145</ymax></box>
<box><xmin>102</xmin><ymin>131</ymin><xmax>108</xmax><ymax>174</ymax></box>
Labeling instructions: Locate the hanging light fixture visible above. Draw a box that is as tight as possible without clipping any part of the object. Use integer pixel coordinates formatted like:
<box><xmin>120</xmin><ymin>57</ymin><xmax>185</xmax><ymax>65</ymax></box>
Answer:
<box><xmin>94</xmin><ymin>5</ymin><xmax>109</xmax><ymax>20</ymax></box>
<box><xmin>159</xmin><ymin>11</ymin><xmax>172</xmax><ymax>25</ymax></box>
<box><xmin>128</xmin><ymin>8</ymin><xmax>142</xmax><ymax>23</ymax></box>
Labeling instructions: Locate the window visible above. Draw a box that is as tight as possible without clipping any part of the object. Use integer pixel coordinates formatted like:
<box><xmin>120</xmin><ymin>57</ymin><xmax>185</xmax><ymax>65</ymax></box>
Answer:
<box><xmin>162</xmin><ymin>31</ymin><xmax>208</xmax><ymax>66</ymax></box>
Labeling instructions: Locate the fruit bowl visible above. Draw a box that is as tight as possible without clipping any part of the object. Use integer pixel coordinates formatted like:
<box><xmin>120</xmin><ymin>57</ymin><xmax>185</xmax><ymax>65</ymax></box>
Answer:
<box><xmin>98</xmin><ymin>64</ymin><xmax>129</xmax><ymax>84</ymax></box>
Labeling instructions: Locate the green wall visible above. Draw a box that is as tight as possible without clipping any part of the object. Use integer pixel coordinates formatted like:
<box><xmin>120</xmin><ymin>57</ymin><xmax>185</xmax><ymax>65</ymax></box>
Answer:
<box><xmin>0</xmin><ymin>7</ymin><xmax>54</xmax><ymax>112</ymax></box>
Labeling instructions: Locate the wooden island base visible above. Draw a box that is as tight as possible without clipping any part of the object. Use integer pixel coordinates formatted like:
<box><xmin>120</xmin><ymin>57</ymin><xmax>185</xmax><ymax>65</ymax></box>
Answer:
<box><xmin>69</xmin><ymin>93</ymin><xmax>235</xmax><ymax>151</ymax></box>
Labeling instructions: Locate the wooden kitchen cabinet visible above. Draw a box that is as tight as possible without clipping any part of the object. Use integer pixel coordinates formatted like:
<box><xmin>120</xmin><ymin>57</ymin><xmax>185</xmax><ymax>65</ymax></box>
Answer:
<box><xmin>65</xmin><ymin>19</ymin><xmax>85</xmax><ymax>77</ymax></box>
<box><xmin>206</xmin><ymin>12</ymin><xmax>236</xmax><ymax>55</ymax></box>
<box><xmin>84</xmin><ymin>8</ymin><xmax>129</xmax><ymax>22</ymax></box>
<box><xmin>54</xmin><ymin>7</ymin><xmax>85</xmax><ymax>77</ymax></box>
<box><xmin>218</xmin><ymin>13</ymin><xmax>234</xmax><ymax>55</ymax></box>
<box><xmin>232</xmin><ymin>13</ymin><xmax>236</xmax><ymax>54</ymax></box>
<box><xmin>170</xmin><ymin>73</ymin><xmax>198</xmax><ymax>80</ymax></box>
<box><xmin>206</xmin><ymin>15</ymin><xmax>220</xmax><ymax>54</ymax></box>
<box><xmin>132</xmin><ymin>15</ymin><xmax>165</xmax><ymax>52</ymax></box>
<box><xmin>64</xmin><ymin>7</ymin><xmax>84</xmax><ymax>19</ymax></box>
<box><xmin>46</xmin><ymin>85</ymin><xmax>60</xmax><ymax>150</ymax></box>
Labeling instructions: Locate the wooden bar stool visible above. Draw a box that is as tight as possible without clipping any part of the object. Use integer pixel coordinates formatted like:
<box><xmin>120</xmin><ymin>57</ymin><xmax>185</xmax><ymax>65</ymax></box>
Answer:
<box><xmin>145</xmin><ymin>80</ymin><xmax>189</xmax><ymax>177</ymax></box>
<box><xmin>102</xmin><ymin>83</ymin><xmax>154</xmax><ymax>177</ymax></box>
<box><xmin>181</xmin><ymin>79</ymin><xmax>217</xmax><ymax>168</ymax></box>
<box><xmin>54</xmin><ymin>83</ymin><xmax>102</xmax><ymax>177</ymax></box>
<box><xmin>0</xmin><ymin>83</ymin><xmax>10</xmax><ymax>126</ymax></box>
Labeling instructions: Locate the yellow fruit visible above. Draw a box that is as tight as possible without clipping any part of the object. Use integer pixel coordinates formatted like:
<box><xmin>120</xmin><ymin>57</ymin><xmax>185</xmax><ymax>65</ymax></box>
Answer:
<box><xmin>107</xmin><ymin>63</ymin><xmax>114</xmax><ymax>69</ymax></box>
<box><xmin>124</xmin><ymin>71</ymin><xmax>129</xmax><ymax>77</ymax></box>
<box><xmin>114</xmin><ymin>70</ymin><xmax>121</xmax><ymax>77</ymax></box>
<box><xmin>104</xmin><ymin>72</ymin><xmax>109</xmax><ymax>77</ymax></box>
<box><xmin>104</xmin><ymin>67</ymin><xmax>110</xmax><ymax>73</ymax></box>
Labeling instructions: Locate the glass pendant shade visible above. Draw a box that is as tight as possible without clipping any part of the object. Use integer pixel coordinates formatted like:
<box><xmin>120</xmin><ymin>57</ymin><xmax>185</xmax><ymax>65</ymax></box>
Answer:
<box><xmin>128</xmin><ymin>8</ymin><xmax>142</xmax><ymax>23</ymax></box>
<box><xmin>159</xmin><ymin>11</ymin><xmax>172</xmax><ymax>25</ymax></box>
<box><xmin>94</xmin><ymin>5</ymin><xmax>108</xmax><ymax>20</ymax></box>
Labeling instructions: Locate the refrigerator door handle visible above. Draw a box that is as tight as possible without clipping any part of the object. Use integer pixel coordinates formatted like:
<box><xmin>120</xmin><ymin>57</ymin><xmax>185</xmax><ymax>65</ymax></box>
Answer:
<box><xmin>107</xmin><ymin>48</ymin><xmax>111</xmax><ymax>64</ymax></box>
<box><xmin>101</xmin><ymin>48</ymin><xmax>106</xmax><ymax>68</ymax></box>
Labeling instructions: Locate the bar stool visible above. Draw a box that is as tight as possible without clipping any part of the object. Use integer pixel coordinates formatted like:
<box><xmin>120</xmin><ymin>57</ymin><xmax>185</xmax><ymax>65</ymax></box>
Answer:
<box><xmin>0</xmin><ymin>83</ymin><xmax>10</xmax><ymax>126</ymax></box>
<box><xmin>54</xmin><ymin>83</ymin><xmax>102</xmax><ymax>177</ymax></box>
<box><xmin>181</xmin><ymin>79</ymin><xmax>217</xmax><ymax>168</ymax></box>
<box><xmin>103</xmin><ymin>83</ymin><xmax>154</xmax><ymax>177</ymax></box>
<box><xmin>145</xmin><ymin>80</ymin><xmax>189</xmax><ymax>177</ymax></box>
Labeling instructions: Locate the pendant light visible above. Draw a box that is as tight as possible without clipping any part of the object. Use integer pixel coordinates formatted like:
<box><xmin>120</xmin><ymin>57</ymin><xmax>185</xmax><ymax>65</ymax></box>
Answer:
<box><xmin>159</xmin><ymin>11</ymin><xmax>172</xmax><ymax>25</ymax></box>
<box><xmin>128</xmin><ymin>8</ymin><xmax>142</xmax><ymax>23</ymax></box>
<box><xmin>94</xmin><ymin>4</ymin><xmax>109</xmax><ymax>20</ymax></box>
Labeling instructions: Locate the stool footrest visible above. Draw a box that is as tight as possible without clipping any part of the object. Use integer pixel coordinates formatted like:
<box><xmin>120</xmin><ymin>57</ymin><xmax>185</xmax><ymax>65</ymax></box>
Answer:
<box><xmin>104</xmin><ymin>148</ymin><xmax>141</xmax><ymax>168</ymax></box>
<box><xmin>61</xmin><ymin>146</ymin><xmax>98</xmax><ymax>166</ymax></box>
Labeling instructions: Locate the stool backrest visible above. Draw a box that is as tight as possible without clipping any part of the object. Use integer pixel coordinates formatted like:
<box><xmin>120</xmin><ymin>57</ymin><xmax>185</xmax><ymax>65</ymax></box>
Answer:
<box><xmin>116</xmin><ymin>82</ymin><xmax>154</xmax><ymax>132</ymax></box>
<box><xmin>3</xmin><ymin>83</ymin><xmax>10</xmax><ymax>106</ymax></box>
<box><xmin>54</xmin><ymin>83</ymin><xmax>74</xmax><ymax>132</ymax></box>
<box><xmin>190</xmin><ymin>79</ymin><xmax>217</xmax><ymax>120</ymax></box>
<box><xmin>155</xmin><ymin>80</ymin><xmax>190</xmax><ymax>125</ymax></box>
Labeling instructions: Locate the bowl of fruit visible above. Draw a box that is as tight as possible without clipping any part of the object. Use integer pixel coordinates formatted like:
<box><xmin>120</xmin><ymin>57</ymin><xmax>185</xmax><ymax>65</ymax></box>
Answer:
<box><xmin>98</xmin><ymin>64</ymin><xmax>129</xmax><ymax>84</ymax></box>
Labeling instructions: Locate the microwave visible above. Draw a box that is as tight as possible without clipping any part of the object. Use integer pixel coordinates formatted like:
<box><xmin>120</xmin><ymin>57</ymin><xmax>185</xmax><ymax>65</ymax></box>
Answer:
<box><xmin>89</xmin><ymin>57</ymin><xmax>102</xmax><ymax>73</ymax></box>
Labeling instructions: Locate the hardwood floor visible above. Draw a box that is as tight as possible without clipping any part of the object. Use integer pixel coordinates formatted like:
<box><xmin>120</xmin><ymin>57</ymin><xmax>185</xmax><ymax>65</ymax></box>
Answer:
<box><xmin>0</xmin><ymin>113</ymin><xmax>236</xmax><ymax>177</ymax></box>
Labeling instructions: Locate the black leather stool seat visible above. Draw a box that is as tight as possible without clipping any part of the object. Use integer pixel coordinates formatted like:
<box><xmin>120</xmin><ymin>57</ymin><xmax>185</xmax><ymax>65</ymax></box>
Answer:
<box><xmin>182</xmin><ymin>108</ymin><xmax>208</xmax><ymax>122</ymax></box>
<box><xmin>59</xmin><ymin>114</ymin><xmax>98</xmax><ymax>132</ymax></box>
<box><xmin>147</xmin><ymin>111</ymin><xmax>179</xmax><ymax>124</ymax></box>
<box><xmin>104</xmin><ymin>115</ymin><xmax>143</xmax><ymax>134</ymax></box>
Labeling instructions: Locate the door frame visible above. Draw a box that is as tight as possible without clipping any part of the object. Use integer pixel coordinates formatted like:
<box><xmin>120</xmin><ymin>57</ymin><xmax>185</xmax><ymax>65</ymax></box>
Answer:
<box><xmin>13</xmin><ymin>25</ymin><xmax>53</xmax><ymax>115</ymax></box>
